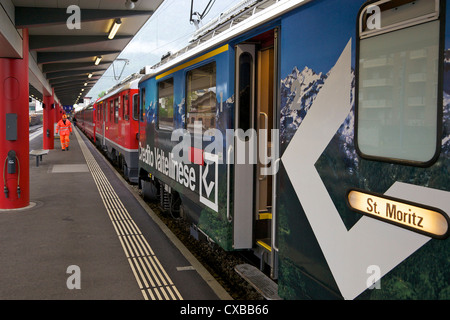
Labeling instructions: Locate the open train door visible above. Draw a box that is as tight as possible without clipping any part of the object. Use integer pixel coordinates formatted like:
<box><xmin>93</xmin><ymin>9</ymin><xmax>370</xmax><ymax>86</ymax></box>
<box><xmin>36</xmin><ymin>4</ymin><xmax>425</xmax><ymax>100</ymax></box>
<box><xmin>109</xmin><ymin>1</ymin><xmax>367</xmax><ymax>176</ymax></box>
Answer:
<box><xmin>234</xmin><ymin>29</ymin><xmax>279</xmax><ymax>278</ymax></box>
<box><xmin>233</xmin><ymin>43</ymin><xmax>256</xmax><ymax>250</ymax></box>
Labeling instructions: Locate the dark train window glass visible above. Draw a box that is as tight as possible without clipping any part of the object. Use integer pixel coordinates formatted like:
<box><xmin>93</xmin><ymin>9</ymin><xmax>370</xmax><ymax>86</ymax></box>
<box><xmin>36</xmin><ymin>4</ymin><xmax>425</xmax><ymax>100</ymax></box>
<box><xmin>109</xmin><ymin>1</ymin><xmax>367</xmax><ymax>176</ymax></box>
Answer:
<box><xmin>238</xmin><ymin>53</ymin><xmax>252</xmax><ymax>131</ymax></box>
<box><xmin>123</xmin><ymin>95</ymin><xmax>129</xmax><ymax>121</ymax></box>
<box><xmin>114</xmin><ymin>98</ymin><xmax>119</xmax><ymax>124</ymax></box>
<box><xmin>100</xmin><ymin>102</ymin><xmax>104</xmax><ymax>121</ymax></box>
<box><xmin>140</xmin><ymin>88</ymin><xmax>145</xmax><ymax>122</ymax></box>
<box><xmin>186</xmin><ymin>62</ymin><xmax>216</xmax><ymax>132</ymax></box>
<box><xmin>158</xmin><ymin>78</ymin><xmax>174</xmax><ymax>130</ymax></box>
<box><xmin>357</xmin><ymin>0</ymin><xmax>441</xmax><ymax>165</ymax></box>
<box><xmin>109</xmin><ymin>100</ymin><xmax>114</xmax><ymax>123</ymax></box>
<box><xmin>132</xmin><ymin>93</ymin><xmax>139</xmax><ymax>121</ymax></box>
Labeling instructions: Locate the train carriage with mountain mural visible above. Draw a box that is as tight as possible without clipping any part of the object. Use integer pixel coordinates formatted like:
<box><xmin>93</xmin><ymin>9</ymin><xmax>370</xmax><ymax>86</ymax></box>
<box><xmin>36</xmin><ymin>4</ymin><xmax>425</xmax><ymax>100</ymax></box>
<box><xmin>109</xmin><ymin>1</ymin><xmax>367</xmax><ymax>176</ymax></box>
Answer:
<box><xmin>132</xmin><ymin>0</ymin><xmax>450</xmax><ymax>299</ymax></box>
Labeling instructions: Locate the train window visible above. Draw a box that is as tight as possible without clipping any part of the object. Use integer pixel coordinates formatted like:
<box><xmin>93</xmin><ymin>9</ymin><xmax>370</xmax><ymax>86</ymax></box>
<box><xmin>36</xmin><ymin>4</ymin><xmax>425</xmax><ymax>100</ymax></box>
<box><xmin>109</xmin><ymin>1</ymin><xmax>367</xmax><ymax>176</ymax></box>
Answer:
<box><xmin>238</xmin><ymin>52</ymin><xmax>253</xmax><ymax>131</ymax></box>
<box><xmin>114</xmin><ymin>98</ymin><xmax>119</xmax><ymax>124</ymax></box>
<box><xmin>356</xmin><ymin>0</ymin><xmax>442</xmax><ymax>165</ymax></box>
<box><xmin>140</xmin><ymin>88</ymin><xmax>145</xmax><ymax>122</ymax></box>
<box><xmin>109</xmin><ymin>100</ymin><xmax>114</xmax><ymax>123</ymax></box>
<box><xmin>132</xmin><ymin>93</ymin><xmax>139</xmax><ymax>121</ymax></box>
<box><xmin>123</xmin><ymin>95</ymin><xmax>129</xmax><ymax>121</ymax></box>
<box><xmin>157</xmin><ymin>78</ymin><xmax>174</xmax><ymax>130</ymax></box>
<box><xmin>186</xmin><ymin>62</ymin><xmax>217</xmax><ymax>132</ymax></box>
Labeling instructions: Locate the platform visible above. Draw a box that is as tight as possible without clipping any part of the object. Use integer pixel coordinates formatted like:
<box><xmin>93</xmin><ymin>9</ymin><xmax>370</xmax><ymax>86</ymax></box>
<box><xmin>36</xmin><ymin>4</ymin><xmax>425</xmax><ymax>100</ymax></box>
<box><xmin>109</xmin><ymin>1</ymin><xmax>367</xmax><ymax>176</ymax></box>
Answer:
<box><xmin>0</xmin><ymin>127</ymin><xmax>231</xmax><ymax>300</ymax></box>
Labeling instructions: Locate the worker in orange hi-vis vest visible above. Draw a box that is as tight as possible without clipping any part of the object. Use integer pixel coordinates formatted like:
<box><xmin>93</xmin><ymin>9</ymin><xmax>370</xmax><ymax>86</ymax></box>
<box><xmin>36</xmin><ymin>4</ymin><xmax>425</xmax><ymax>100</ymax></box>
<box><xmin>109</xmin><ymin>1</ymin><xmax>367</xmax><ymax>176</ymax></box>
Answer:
<box><xmin>56</xmin><ymin>114</ymin><xmax>73</xmax><ymax>151</ymax></box>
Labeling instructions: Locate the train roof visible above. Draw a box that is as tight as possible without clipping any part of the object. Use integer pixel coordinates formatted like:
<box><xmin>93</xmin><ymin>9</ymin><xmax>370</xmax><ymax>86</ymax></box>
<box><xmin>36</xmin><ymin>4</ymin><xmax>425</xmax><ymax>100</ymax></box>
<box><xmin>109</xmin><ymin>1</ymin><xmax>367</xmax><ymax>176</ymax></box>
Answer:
<box><xmin>139</xmin><ymin>0</ymin><xmax>307</xmax><ymax>84</ymax></box>
<box><xmin>96</xmin><ymin>73</ymin><xmax>143</xmax><ymax>103</ymax></box>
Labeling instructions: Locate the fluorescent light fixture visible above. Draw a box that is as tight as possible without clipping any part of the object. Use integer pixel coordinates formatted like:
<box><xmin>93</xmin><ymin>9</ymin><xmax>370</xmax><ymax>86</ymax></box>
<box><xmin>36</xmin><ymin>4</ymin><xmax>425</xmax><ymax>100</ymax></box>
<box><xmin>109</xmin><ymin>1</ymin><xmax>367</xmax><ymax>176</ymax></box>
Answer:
<box><xmin>108</xmin><ymin>18</ymin><xmax>122</xmax><ymax>39</ymax></box>
<box><xmin>94</xmin><ymin>56</ymin><xmax>102</xmax><ymax>65</ymax></box>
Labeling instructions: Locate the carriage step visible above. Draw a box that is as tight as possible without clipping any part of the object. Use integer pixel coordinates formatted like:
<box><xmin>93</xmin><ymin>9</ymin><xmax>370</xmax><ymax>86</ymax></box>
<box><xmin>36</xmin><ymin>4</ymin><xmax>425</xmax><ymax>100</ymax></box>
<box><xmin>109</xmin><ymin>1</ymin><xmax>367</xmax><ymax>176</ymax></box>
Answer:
<box><xmin>235</xmin><ymin>264</ymin><xmax>282</xmax><ymax>300</ymax></box>
<box><xmin>256</xmin><ymin>238</ymin><xmax>272</xmax><ymax>252</ymax></box>
<box><xmin>258</xmin><ymin>212</ymin><xmax>272</xmax><ymax>220</ymax></box>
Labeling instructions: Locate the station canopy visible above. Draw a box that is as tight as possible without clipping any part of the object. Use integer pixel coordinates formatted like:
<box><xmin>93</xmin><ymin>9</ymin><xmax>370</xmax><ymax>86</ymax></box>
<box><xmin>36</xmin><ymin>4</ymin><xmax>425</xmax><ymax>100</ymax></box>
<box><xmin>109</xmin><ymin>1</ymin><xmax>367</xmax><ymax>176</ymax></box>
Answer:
<box><xmin>4</xmin><ymin>0</ymin><xmax>164</xmax><ymax>106</ymax></box>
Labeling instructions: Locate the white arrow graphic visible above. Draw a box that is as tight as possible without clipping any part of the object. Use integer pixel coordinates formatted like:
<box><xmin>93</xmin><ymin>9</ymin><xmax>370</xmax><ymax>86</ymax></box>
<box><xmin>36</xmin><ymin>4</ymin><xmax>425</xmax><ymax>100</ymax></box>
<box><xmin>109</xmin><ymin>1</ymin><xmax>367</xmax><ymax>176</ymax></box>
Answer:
<box><xmin>282</xmin><ymin>39</ymin><xmax>450</xmax><ymax>300</ymax></box>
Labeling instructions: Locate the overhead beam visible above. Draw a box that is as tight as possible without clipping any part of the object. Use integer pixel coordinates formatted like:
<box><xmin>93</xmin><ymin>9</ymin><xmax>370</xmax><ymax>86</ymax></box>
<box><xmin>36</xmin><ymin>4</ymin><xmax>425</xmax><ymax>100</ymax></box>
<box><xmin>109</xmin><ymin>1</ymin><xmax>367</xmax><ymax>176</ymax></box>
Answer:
<box><xmin>53</xmin><ymin>82</ymin><xmax>97</xmax><ymax>90</ymax></box>
<box><xmin>46</xmin><ymin>68</ymin><xmax>107</xmax><ymax>80</ymax></box>
<box><xmin>43</xmin><ymin>61</ymin><xmax>111</xmax><ymax>73</ymax></box>
<box><xmin>56</xmin><ymin>90</ymin><xmax>92</xmax><ymax>95</ymax></box>
<box><xmin>0</xmin><ymin>4</ymin><xmax>22</xmax><ymax>58</ymax></box>
<box><xmin>38</xmin><ymin>51</ymin><xmax>120</xmax><ymax>64</ymax></box>
<box><xmin>56</xmin><ymin>82</ymin><xmax>94</xmax><ymax>89</ymax></box>
<box><xmin>15</xmin><ymin>7</ymin><xmax>153</xmax><ymax>28</ymax></box>
<box><xmin>29</xmin><ymin>35</ymin><xmax>132</xmax><ymax>50</ymax></box>
<box><xmin>49</xmin><ymin>75</ymin><xmax>101</xmax><ymax>85</ymax></box>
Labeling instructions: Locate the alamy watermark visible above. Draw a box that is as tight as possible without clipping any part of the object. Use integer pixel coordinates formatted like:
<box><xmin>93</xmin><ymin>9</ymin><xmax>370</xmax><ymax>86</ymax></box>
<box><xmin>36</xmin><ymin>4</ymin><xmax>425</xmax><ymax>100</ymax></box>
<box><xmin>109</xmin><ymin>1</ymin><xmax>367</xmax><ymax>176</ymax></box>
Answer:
<box><xmin>366</xmin><ymin>5</ymin><xmax>381</xmax><ymax>30</ymax></box>
<box><xmin>367</xmin><ymin>265</ymin><xmax>381</xmax><ymax>290</ymax></box>
<box><xmin>66</xmin><ymin>5</ymin><xmax>81</xmax><ymax>29</ymax></box>
<box><xmin>66</xmin><ymin>265</ymin><xmax>81</xmax><ymax>289</ymax></box>
<box><xmin>139</xmin><ymin>121</ymin><xmax>280</xmax><ymax>176</ymax></box>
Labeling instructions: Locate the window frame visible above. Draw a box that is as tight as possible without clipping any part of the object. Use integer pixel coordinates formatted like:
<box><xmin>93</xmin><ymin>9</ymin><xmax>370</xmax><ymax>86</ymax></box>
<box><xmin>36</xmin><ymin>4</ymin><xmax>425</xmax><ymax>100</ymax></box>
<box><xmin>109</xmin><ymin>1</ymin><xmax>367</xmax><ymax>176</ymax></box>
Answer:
<box><xmin>114</xmin><ymin>97</ymin><xmax>119</xmax><ymax>124</ymax></box>
<box><xmin>355</xmin><ymin>0</ymin><xmax>444</xmax><ymax>167</ymax></box>
<box><xmin>140</xmin><ymin>87</ymin><xmax>146</xmax><ymax>122</ymax></box>
<box><xmin>185</xmin><ymin>60</ymin><xmax>217</xmax><ymax>133</ymax></box>
<box><xmin>109</xmin><ymin>99</ymin><xmax>114</xmax><ymax>123</ymax></box>
<box><xmin>132</xmin><ymin>93</ymin><xmax>139</xmax><ymax>121</ymax></box>
<box><xmin>156</xmin><ymin>77</ymin><xmax>175</xmax><ymax>131</ymax></box>
<box><xmin>123</xmin><ymin>94</ymin><xmax>129</xmax><ymax>121</ymax></box>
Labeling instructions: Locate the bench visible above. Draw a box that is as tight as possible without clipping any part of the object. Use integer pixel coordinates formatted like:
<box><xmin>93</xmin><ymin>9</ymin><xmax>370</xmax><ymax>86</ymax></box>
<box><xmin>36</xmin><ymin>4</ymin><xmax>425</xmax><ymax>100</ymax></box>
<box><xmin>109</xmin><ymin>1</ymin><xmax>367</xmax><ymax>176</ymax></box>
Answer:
<box><xmin>29</xmin><ymin>149</ymin><xmax>49</xmax><ymax>167</ymax></box>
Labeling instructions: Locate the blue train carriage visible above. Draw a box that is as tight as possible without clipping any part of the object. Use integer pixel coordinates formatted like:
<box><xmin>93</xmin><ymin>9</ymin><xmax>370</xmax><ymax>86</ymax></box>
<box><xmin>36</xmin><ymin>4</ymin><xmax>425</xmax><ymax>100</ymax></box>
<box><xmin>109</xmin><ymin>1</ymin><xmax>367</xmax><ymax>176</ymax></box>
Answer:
<box><xmin>138</xmin><ymin>0</ymin><xmax>449</xmax><ymax>300</ymax></box>
<box><xmin>138</xmin><ymin>43</ymin><xmax>234</xmax><ymax>250</ymax></box>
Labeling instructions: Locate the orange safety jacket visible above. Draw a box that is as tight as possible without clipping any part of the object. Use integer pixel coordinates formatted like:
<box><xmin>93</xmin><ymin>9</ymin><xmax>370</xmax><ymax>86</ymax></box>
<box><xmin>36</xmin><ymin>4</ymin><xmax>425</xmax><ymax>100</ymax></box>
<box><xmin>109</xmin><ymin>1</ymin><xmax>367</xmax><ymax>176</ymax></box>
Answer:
<box><xmin>56</xmin><ymin>119</ymin><xmax>73</xmax><ymax>136</ymax></box>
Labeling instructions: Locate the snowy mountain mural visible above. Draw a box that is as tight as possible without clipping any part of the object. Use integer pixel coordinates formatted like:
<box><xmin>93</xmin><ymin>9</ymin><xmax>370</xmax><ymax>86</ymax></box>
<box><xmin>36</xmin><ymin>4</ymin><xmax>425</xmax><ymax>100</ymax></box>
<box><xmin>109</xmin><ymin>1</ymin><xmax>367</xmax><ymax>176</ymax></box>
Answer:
<box><xmin>280</xmin><ymin>66</ymin><xmax>326</xmax><ymax>147</ymax></box>
<box><xmin>280</xmin><ymin>65</ymin><xmax>358</xmax><ymax>170</ymax></box>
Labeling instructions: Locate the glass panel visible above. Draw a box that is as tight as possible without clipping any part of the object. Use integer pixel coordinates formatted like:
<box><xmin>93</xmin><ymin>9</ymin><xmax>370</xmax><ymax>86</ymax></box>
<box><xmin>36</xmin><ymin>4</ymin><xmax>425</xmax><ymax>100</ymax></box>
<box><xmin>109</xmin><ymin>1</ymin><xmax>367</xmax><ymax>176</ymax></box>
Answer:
<box><xmin>158</xmin><ymin>78</ymin><xmax>174</xmax><ymax>130</ymax></box>
<box><xmin>358</xmin><ymin>20</ymin><xmax>440</xmax><ymax>163</ymax></box>
<box><xmin>132</xmin><ymin>94</ymin><xmax>139</xmax><ymax>121</ymax></box>
<box><xmin>140</xmin><ymin>88</ymin><xmax>145</xmax><ymax>122</ymax></box>
<box><xmin>114</xmin><ymin>98</ymin><xmax>119</xmax><ymax>123</ymax></box>
<box><xmin>238</xmin><ymin>53</ymin><xmax>252</xmax><ymax>131</ymax></box>
<box><xmin>186</xmin><ymin>62</ymin><xmax>217</xmax><ymax>132</ymax></box>
<box><xmin>360</xmin><ymin>0</ymin><xmax>438</xmax><ymax>37</ymax></box>
<box><xmin>123</xmin><ymin>95</ymin><xmax>129</xmax><ymax>121</ymax></box>
<box><xmin>109</xmin><ymin>100</ymin><xmax>114</xmax><ymax>122</ymax></box>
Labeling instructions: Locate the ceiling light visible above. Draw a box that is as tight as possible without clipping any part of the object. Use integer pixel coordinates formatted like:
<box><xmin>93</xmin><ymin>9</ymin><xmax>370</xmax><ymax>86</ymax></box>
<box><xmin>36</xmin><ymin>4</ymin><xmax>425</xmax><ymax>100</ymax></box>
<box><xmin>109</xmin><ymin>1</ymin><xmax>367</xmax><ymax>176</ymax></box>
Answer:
<box><xmin>88</xmin><ymin>73</ymin><xmax>93</xmax><ymax>78</ymax></box>
<box><xmin>125</xmin><ymin>0</ymin><xmax>137</xmax><ymax>10</ymax></box>
<box><xmin>84</xmin><ymin>82</ymin><xmax>88</xmax><ymax>86</ymax></box>
<box><xmin>94</xmin><ymin>56</ymin><xmax>102</xmax><ymax>65</ymax></box>
<box><xmin>108</xmin><ymin>18</ymin><xmax>122</xmax><ymax>39</ymax></box>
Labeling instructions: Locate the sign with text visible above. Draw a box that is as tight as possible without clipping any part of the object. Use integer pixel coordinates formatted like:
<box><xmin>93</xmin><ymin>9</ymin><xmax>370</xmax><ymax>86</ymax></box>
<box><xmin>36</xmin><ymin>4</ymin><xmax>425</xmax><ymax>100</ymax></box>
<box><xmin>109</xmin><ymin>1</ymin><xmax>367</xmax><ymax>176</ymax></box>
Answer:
<box><xmin>347</xmin><ymin>189</ymin><xmax>449</xmax><ymax>239</ymax></box>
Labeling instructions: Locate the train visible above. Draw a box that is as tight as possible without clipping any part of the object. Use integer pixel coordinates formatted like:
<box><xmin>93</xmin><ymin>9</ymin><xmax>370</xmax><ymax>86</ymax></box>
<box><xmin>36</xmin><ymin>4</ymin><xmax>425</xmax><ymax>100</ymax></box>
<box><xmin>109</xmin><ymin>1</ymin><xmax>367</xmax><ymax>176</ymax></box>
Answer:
<box><xmin>29</xmin><ymin>113</ymin><xmax>43</xmax><ymax>126</ymax></box>
<box><xmin>78</xmin><ymin>0</ymin><xmax>450</xmax><ymax>300</ymax></box>
<box><xmin>76</xmin><ymin>74</ymin><xmax>141</xmax><ymax>182</ymax></box>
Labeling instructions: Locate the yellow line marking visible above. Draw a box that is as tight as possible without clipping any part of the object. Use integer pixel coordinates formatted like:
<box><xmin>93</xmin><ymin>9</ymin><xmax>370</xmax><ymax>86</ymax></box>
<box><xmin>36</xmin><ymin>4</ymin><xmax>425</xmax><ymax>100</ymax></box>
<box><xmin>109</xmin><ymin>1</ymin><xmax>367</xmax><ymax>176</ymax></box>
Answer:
<box><xmin>74</xmin><ymin>129</ymin><xmax>182</xmax><ymax>300</ymax></box>
<box><xmin>155</xmin><ymin>44</ymin><xmax>229</xmax><ymax>80</ymax></box>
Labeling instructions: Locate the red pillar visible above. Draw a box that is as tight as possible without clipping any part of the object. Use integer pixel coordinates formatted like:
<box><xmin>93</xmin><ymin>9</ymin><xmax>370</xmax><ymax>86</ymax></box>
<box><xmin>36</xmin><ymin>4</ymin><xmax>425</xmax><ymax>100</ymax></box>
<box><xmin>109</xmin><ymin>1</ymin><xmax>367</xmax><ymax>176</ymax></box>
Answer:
<box><xmin>0</xmin><ymin>29</ymin><xmax>30</xmax><ymax>209</ymax></box>
<box><xmin>56</xmin><ymin>103</ymin><xmax>62</xmax><ymax>121</ymax></box>
<box><xmin>43</xmin><ymin>89</ymin><xmax>55</xmax><ymax>150</ymax></box>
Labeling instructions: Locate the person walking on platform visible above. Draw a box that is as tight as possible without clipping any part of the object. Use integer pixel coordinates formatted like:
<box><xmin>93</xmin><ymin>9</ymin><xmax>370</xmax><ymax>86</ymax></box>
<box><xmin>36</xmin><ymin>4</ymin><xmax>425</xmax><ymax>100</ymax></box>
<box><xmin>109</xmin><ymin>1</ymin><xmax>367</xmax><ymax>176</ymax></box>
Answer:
<box><xmin>56</xmin><ymin>114</ymin><xmax>73</xmax><ymax>151</ymax></box>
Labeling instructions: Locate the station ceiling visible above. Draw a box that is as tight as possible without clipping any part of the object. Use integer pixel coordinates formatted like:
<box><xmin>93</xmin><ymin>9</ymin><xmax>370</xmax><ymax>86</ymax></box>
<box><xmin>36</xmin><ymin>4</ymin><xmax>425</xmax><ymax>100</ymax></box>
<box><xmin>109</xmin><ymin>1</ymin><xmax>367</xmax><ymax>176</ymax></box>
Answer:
<box><xmin>9</xmin><ymin>0</ymin><xmax>164</xmax><ymax>106</ymax></box>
